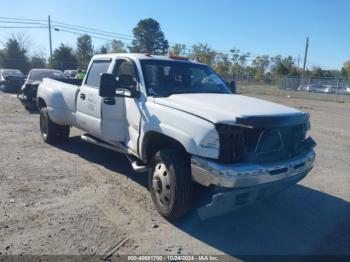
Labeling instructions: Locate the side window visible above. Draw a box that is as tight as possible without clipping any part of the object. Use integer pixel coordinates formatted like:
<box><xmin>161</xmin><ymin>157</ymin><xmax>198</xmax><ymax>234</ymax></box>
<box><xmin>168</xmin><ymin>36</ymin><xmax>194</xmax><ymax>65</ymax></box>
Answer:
<box><xmin>113</xmin><ymin>60</ymin><xmax>137</xmax><ymax>89</ymax></box>
<box><xmin>114</xmin><ymin>60</ymin><xmax>135</xmax><ymax>77</ymax></box>
<box><xmin>85</xmin><ymin>61</ymin><xmax>110</xmax><ymax>88</ymax></box>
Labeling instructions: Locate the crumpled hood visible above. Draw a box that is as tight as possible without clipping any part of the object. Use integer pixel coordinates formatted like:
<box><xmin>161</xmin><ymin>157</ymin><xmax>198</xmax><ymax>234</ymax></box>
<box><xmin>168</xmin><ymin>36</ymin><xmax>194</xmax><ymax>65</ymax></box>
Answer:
<box><xmin>154</xmin><ymin>93</ymin><xmax>307</xmax><ymax>126</ymax></box>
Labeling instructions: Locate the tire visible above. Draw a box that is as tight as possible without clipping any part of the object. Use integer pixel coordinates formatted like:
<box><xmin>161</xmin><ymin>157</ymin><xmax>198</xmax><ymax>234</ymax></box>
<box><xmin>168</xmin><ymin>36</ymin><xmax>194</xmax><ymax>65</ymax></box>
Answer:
<box><xmin>148</xmin><ymin>148</ymin><xmax>192</xmax><ymax>220</ymax></box>
<box><xmin>58</xmin><ymin>125</ymin><xmax>70</xmax><ymax>141</ymax></box>
<box><xmin>39</xmin><ymin>107</ymin><xmax>70</xmax><ymax>143</ymax></box>
<box><xmin>25</xmin><ymin>103</ymin><xmax>36</xmax><ymax>111</ymax></box>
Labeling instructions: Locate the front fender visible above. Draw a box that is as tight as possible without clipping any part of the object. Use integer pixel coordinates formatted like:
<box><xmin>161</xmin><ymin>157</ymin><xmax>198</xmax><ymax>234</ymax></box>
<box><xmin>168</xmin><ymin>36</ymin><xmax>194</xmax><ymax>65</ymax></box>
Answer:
<box><xmin>140</xmin><ymin>101</ymin><xmax>219</xmax><ymax>159</ymax></box>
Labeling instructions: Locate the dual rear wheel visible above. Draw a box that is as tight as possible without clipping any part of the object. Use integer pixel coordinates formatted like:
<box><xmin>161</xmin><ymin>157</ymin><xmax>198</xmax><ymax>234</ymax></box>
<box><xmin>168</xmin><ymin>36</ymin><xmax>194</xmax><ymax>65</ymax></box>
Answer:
<box><xmin>39</xmin><ymin>107</ymin><xmax>70</xmax><ymax>143</ymax></box>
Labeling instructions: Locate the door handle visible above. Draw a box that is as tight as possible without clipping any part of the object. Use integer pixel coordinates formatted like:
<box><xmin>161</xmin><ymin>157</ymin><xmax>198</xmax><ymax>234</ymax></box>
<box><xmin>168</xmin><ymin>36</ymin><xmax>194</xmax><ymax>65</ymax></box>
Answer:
<box><xmin>104</xmin><ymin>97</ymin><xmax>115</xmax><ymax>105</ymax></box>
<box><xmin>80</xmin><ymin>93</ymin><xmax>86</xmax><ymax>100</ymax></box>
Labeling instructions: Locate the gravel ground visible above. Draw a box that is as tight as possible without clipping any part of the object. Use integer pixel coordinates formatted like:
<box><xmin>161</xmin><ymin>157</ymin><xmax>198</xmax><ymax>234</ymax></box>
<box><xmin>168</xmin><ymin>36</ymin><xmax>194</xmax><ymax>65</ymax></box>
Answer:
<box><xmin>0</xmin><ymin>92</ymin><xmax>349</xmax><ymax>259</ymax></box>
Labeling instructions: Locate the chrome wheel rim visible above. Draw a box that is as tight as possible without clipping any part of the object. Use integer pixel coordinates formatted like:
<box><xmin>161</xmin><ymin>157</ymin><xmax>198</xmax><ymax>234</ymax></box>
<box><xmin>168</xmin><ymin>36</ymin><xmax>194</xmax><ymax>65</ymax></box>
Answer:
<box><xmin>152</xmin><ymin>162</ymin><xmax>172</xmax><ymax>208</ymax></box>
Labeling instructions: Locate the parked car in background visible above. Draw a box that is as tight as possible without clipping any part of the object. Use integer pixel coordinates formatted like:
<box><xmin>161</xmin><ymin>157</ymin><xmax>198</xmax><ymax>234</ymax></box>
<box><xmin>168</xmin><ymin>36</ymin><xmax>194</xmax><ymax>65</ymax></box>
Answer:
<box><xmin>0</xmin><ymin>69</ymin><xmax>26</xmax><ymax>93</ymax></box>
<box><xmin>63</xmin><ymin>70</ymin><xmax>78</xmax><ymax>79</ymax></box>
<box><xmin>18</xmin><ymin>69</ymin><xmax>64</xmax><ymax>110</ymax></box>
<box><xmin>323</xmin><ymin>85</ymin><xmax>348</xmax><ymax>95</ymax></box>
<box><xmin>307</xmin><ymin>84</ymin><xmax>327</xmax><ymax>93</ymax></box>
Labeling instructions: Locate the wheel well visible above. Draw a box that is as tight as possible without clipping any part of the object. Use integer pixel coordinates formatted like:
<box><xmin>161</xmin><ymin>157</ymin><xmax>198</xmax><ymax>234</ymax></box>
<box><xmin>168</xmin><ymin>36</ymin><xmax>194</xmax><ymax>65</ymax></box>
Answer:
<box><xmin>142</xmin><ymin>132</ymin><xmax>188</xmax><ymax>164</ymax></box>
<box><xmin>37</xmin><ymin>97</ymin><xmax>46</xmax><ymax>109</ymax></box>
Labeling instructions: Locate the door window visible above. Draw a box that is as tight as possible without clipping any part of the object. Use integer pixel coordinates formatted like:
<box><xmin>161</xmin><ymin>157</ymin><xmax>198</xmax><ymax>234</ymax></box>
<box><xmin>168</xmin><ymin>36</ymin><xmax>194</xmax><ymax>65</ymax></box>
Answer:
<box><xmin>85</xmin><ymin>61</ymin><xmax>111</xmax><ymax>88</ymax></box>
<box><xmin>113</xmin><ymin>60</ymin><xmax>137</xmax><ymax>90</ymax></box>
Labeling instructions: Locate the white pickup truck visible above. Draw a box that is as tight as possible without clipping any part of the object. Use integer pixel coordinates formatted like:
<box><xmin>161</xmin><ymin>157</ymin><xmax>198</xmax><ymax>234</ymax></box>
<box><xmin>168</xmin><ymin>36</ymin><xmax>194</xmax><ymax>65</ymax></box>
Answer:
<box><xmin>37</xmin><ymin>53</ymin><xmax>316</xmax><ymax>219</ymax></box>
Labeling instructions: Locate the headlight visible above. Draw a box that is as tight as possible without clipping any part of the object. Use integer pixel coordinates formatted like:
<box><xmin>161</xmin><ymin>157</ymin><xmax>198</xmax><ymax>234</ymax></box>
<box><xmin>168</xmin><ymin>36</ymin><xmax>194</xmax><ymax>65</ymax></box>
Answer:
<box><xmin>199</xmin><ymin>129</ymin><xmax>220</xmax><ymax>150</ymax></box>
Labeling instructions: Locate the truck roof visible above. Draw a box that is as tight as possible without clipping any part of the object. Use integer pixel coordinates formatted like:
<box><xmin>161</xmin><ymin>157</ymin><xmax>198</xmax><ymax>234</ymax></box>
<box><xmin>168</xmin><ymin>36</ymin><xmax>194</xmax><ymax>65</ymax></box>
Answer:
<box><xmin>92</xmin><ymin>53</ymin><xmax>202</xmax><ymax>64</ymax></box>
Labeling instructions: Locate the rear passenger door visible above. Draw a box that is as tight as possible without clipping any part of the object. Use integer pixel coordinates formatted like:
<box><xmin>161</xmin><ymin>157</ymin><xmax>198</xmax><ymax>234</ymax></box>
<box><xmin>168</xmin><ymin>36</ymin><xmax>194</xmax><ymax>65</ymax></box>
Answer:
<box><xmin>76</xmin><ymin>59</ymin><xmax>111</xmax><ymax>137</ymax></box>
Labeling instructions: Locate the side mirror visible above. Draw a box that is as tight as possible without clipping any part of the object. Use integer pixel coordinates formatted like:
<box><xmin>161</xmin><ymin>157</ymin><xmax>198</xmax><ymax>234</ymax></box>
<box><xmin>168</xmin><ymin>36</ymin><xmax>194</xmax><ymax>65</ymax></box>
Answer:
<box><xmin>99</xmin><ymin>73</ymin><xmax>117</xmax><ymax>97</ymax></box>
<box><xmin>115</xmin><ymin>74</ymin><xmax>139</xmax><ymax>98</ymax></box>
<box><xmin>229</xmin><ymin>80</ymin><xmax>237</xmax><ymax>94</ymax></box>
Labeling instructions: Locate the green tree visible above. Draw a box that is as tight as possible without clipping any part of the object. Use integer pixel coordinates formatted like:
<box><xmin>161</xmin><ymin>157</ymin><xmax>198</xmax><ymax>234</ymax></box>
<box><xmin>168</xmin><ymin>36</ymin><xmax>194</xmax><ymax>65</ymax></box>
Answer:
<box><xmin>0</xmin><ymin>49</ymin><xmax>4</xmax><ymax>67</ymax></box>
<box><xmin>230</xmin><ymin>48</ymin><xmax>240</xmax><ymax>65</ymax></box>
<box><xmin>31</xmin><ymin>54</ymin><xmax>46</xmax><ymax>68</ymax></box>
<box><xmin>76</xmin><ymin>34</ymin><xmax>94</xmax><ymax>68</ymax></box>
<box><xmin>288</xmin><ymin>67</ymin><xmax>301</xmax><ymax>77</ymax></box>
<box><xmin>252</xmin><ymin>55</ymin><xmax>270</xmax><ymax>80</ymax></box>
<box><xmin>190</xmin><ymin>43</ymin><xmax>216</xmax><ymax>66</ymax></box>
<box><xmin>245</xmin><ymin>66</ymin><xmax>258</xmax><ymax>77</ymax></box>
<box><xmin>343</xmin><ymin>61</ymin><xmax>350</xmax><ymax>76</ymax></box>
<box><xmin>1</xmin><ymin>37</ymin><xmax>30</xmax><ymax>73</ymax></box>
<box><xmin>274</xmin><ymin>63</ymin><xmax>289</xmax><ymax>76</ymax></box>
<box><xmin>231</xmin><ymin>63</ymin><xmax>243</xmax><ymax>77</ymax></box>
<box><xmin>109</xmin><ymin>39</ymin><xmax>127</xmax><ymax>53</ymax></box>
<box><xmin>51</xmin><ymin>44</ymin><xmax>78</xmax><ymax>70</ymax></box>
<box><xmin>130</xmin><ymin>18</ymin><xmax>169</xmax><ymax>54</ymax></box>
<box><xmin>238</xmin><ymin>52</ymin><xmax>250</xmax><ymax>68</ymax></box>
<box><xmin>311</xmin><ymin>67</ymin><xmax>323</xmax><ymax>77</ymax></box>
<box><xmin>340</xmin><ymin>67</ymin><xmax>348</xmax><ymax>77</ymax></box>
<box><xmin>229</xmin><ymin>49</ymin><xmax>250</xmax><ymax>77</ymax></box>
<box><xmin>214</xmin><ymin>53</ymin><xmax>231</xmax><ymax>79</ymax></box>
<box><xmin>170</xmin><ymin>44</ymin><xmax>186</xmax><ymax>56</ymax></box>
<box><xmin>98</xmin><ymin>45</ymin><xmax>108</xmax><ymax>54</ymax></box>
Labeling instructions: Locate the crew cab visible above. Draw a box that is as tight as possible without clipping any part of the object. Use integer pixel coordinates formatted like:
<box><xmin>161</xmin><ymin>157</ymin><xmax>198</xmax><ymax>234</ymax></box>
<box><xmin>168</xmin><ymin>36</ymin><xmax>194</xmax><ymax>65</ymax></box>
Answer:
<box><xmin>37</xmin><ymin>53</ymin><xmax>316</xmax><ymax>219</ymax></box>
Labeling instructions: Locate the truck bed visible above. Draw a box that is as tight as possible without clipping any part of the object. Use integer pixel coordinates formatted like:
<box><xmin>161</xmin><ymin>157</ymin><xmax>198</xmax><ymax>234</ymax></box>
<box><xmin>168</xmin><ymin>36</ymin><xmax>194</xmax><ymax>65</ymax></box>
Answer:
<box><xmin>37</xmin><ymin>78</ymin><xmax>83</xmax><ymax>126</ymax></box>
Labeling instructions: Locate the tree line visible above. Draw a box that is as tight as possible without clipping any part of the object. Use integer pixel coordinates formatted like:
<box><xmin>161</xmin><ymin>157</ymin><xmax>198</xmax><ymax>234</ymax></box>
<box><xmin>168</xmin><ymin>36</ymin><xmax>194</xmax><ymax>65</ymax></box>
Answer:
<box><xmin>0</xmin><ymin>18</ymin><xmax>349</xmax><ymax>80</ymax></box>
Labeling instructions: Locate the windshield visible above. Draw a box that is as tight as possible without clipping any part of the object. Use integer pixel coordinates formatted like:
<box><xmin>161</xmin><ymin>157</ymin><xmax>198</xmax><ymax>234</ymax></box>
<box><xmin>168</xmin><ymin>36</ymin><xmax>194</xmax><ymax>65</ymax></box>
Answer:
<box><xmin>2</xmin><ymin>70</ymin><xmax>24</xmax><ymax>77</ymax></box>
<box><xmin>140</xmin><ymin>60</ymin><xmax>231</xmax><ymax>97</ymax></box>
<box><xmin>29</xmin><ymin>70</ymin><xmax>63</xmax><ymax>81</ymax></box>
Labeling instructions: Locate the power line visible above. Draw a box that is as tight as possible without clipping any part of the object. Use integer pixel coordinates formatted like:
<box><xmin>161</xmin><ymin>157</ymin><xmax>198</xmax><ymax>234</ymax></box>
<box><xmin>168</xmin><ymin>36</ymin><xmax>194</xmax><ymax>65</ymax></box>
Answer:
<box><xmin>55</xmin><ymin>28</ymin><xmax>132</xmax><ymax>44</ymax></box>
<box><xmin>0</xmin><ymin>16</ymin><xmax>294</xmax><ymax>60</ymax></box>
<box><xmin>50</xmin><ymin>19</ymin><xmax>261</xmax><ymax>58</ymax></box>
<box><xmin>0</xmin><ymin>26</ymin><xmax>47</xmax><ymax>29</ymax></box>
<box><xmin>52</xmin><ymin>20</ymin><xmax>133</xmax><ymax>39</ymax></box>
<box><xmin>0</xmin><ymin>15</ymin><xmax>323</xmax><ymax>67</ymax></box>
<box><xmin>0</xmin><ymin>20</ymin><xmax>46</xmax><ymax>26</ymax></box>
<box><xmin>51</xmin><ymin>19</ymin><xmax>266</xmax><ymax>59</ymax></box>
<box><xmin>0</xmin><ymin>16</ymin><xmax>46</xmax><ymax>22</ymax></box>
<box><xmin>52</xmin><ymin>24</ymin><xmax>134</xmax><ymax>41</ymax></box>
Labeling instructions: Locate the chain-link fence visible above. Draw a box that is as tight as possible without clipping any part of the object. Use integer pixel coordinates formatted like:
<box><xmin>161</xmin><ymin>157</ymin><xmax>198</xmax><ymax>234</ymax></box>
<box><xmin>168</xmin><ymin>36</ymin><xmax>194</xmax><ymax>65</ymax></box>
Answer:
<box><xmin>227</xmin><ymin>75</ymin><xmax>350</xmax><ymax>103</ymax></box>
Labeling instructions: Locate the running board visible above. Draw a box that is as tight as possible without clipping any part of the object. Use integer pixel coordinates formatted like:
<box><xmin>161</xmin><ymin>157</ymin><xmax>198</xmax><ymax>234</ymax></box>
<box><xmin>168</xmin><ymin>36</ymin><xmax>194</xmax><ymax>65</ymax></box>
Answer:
<box><xmin>81</xmin><ymin>134</ymin><xmax>128</xmax><ymax>154</ymax></box>
<box><xmin>81</xmin><ymin>134</ymin><xmax>148</xmax><ymax>173</ymax></box>
<box><xmin>126</xmin><ymin>155</ymin><xmax>148</xmax><ymax>173</ymax></box>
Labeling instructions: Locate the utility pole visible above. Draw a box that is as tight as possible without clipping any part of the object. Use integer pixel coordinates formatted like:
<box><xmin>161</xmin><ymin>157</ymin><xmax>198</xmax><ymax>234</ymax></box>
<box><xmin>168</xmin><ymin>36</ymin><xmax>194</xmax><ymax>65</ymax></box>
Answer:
<box><xmin>301</xmin><ymin>37</ymin><xmax>309</xmax><ymax>88</ymax></box>
<box><xmin>301</xmin><ymin>37</ymin><xmax>309</xmax><ymax>86</ymax></box>
<box><xmin>297</xmin><ymin>55</ymin><xmax>300</xmax><ymax>68</ymax></box>
<box><xmin>48</xmin><ymin>15</ymin><xmax>53</xmax><ymax>61</ymax></box>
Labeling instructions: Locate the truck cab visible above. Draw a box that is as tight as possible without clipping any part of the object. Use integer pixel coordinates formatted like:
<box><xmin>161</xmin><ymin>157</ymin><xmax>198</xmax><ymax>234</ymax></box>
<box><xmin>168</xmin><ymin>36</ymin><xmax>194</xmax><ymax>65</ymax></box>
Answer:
<box><xmin>37</xmin><ymin>53</ymin><xmax>316</xmax><ymax>219</ymax></box>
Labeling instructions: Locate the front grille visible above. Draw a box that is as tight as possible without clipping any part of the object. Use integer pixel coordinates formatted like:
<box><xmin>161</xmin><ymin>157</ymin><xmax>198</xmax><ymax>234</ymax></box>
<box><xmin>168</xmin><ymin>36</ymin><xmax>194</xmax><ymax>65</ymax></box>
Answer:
<box><xmin>216</xmin><ymin>123</ymin><xmax>308</xmax><ymax>164</ymax></box>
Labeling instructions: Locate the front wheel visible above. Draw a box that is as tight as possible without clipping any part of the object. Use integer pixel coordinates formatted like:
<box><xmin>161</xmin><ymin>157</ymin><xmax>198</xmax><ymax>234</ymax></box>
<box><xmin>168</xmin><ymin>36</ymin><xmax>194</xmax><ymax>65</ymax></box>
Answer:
<box><xmin>148</xmin><ymin>149</ymin><xmax>192</xmax><ymax>220</ymax></box>
<box><xmin>40</xmin><ymin>107</ymin><xmax>70</xmax><ymax>143</ymax></box>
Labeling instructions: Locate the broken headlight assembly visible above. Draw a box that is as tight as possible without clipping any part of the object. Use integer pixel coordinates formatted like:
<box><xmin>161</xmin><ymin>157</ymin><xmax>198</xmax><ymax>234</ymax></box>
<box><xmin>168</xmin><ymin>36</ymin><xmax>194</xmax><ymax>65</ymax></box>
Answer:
<box><xmin>199</xmin><ymin>129</ymin><xmax>220</xmax><ymax>151</ymax></box>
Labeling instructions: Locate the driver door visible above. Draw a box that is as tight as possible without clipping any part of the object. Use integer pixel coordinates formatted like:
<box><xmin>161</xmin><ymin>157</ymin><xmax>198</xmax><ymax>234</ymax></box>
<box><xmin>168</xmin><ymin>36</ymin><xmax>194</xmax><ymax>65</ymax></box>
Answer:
<box><xmin>100</xmin><ymin>59</ymin><xmax>141</xmax><ymax>150</ymax></box>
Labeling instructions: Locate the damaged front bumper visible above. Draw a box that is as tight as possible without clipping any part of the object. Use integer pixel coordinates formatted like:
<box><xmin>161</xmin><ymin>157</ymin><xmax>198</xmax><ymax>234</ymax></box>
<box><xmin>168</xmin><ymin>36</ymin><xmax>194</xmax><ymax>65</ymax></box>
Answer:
<box><xmin>191</xmin><ymin>149</ymin><xmax>316</xmax><ymax>218</ymax></box>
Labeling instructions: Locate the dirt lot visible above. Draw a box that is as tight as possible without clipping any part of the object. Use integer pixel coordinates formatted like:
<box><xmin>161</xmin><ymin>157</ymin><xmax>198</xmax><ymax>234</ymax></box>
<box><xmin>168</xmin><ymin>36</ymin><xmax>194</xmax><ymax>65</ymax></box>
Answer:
<box><xmin>0</xmin><ymin>92</ymin><xmax>349</xmax><ymax>259</ymax></box>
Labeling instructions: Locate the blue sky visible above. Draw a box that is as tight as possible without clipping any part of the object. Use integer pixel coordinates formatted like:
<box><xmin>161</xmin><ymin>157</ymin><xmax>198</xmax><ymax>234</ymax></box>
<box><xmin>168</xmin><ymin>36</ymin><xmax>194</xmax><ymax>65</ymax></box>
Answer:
<box><xmin>0</xmin><ymin>0</ymin><xmax>349</xmax><ymax>69</ymax></box>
